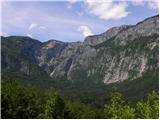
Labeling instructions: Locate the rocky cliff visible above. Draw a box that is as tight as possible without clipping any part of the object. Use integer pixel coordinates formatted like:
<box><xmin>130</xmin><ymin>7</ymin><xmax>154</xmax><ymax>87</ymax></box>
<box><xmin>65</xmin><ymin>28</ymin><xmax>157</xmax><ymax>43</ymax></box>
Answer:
<box><xmin>1</xmin><ymin>15</ymin><xmax>159</xmax><ymax>84</ymax></box>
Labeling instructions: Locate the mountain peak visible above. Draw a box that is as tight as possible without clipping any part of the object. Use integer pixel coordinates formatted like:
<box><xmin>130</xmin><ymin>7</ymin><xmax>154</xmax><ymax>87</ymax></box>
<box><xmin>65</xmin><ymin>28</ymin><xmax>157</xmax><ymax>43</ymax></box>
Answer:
<box><xmin>84</xmin><ymin>15</ymin><xmax>158</xmax><ymax>46</ymax></box>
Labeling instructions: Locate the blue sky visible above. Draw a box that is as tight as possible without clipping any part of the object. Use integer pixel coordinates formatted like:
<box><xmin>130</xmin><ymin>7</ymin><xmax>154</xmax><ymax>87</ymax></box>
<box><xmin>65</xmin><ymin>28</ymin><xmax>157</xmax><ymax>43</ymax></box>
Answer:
<box><xmin>1</xmin><ymin>0</ymin><xmax>159</xmax><ymax>42</ymax></box>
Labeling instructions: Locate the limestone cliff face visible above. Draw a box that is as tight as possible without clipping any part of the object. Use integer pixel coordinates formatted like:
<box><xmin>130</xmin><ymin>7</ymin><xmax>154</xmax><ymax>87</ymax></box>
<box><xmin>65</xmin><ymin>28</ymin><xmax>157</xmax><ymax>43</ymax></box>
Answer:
<box><xmin>39</xmin><ymin>15</ymin><xmax>158</xmax><ymax>84</ymax></box>
<box><xmin>84</xmin><ymin>25</ymin><xmax>130</xmax><ymax>46</ymax></box>
<box><xmin>2</xmin><ymin>15</ymin><xmax>159</xmax><ymax>84</ymax></box>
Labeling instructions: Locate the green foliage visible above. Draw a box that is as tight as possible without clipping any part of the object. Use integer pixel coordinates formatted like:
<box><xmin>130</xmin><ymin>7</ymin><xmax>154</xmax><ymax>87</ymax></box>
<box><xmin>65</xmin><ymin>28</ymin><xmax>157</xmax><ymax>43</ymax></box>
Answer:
<box><xmin>107</xmin><ymin>70</ymin><xmax>159</xmax><ymax>103</ymax></box>
<box><xmin>104</xmin><ymin>92</ymin><xmax>159</xmax><ymax>119</ymax></box>
<box><xmin>1</xmin><ymin>34</ymin><xmax>159</xmax><ymax>108</ymax></box>
<box><xmin>1</xmin><ymin>80</ymin><xmax>159</xmax><ymax>119</ymax></box>
<box><xmin>2</xmin><ymin>69</ymin><xmax>158</xmax><ymax>109</ymax></box>
<box><xmin>135</xmin><ymin>91</ymin><xmax>159</xmax><ymax>119</ymax></box>
<box><xmin>43</xmin><ymin>91</ymin><xmax>65</xmax><ymax>119</ymax></box>
<box><xmin>1</xmin><ymin>80</ymin><xmax>45</xmax><ymax>118</ymax></box>
<box><xmin>66</xmin><ymin>101</ymin><xmax>103</xmax><ymax>119</ymax></box>
<box><xmin>104</xmin><ymin>93</ymin><xmax>135</xmax><ymax>119</ymax></box>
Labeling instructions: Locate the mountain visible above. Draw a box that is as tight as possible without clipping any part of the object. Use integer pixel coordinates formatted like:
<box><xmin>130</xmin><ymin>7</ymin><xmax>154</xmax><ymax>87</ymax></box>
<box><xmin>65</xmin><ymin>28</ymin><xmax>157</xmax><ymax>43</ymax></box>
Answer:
<box><xmin>1</xmin><ymin>15</ymin><xmax>159</xmax><ymax>103</ymax></box>
<box><xmin>2</xmin><ymin>15</ymin><xmax>158</xmax><ymax>82</ymax></box>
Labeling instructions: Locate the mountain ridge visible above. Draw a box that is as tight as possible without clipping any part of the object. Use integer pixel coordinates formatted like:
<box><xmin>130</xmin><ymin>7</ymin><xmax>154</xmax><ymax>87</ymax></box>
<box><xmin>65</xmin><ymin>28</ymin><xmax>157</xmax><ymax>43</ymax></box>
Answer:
<box><xmin>1</xmin><ymin>14</ymin><xmax>159</xmax><ymax>85</ymax></box>
<box><xmin>2</xmin><ymin>15</ymin><xmax>158</xmax><ymax>44</ymax></box>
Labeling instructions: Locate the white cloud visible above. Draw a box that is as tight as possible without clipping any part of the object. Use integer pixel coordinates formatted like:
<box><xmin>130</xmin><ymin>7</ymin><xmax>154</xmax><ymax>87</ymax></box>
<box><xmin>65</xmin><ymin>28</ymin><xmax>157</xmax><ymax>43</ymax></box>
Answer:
<box><xmin>26</xmin><ymin>33</ymin><xmax>33</xmax><ymax>38</ymax></box>
<box><xmin>147</xmin><ymin>1</ymin><xmax>159</xmax><ymax>9</ymax></box>
<box><xmin>29</xmin><ymin>24</ymin><xmax>46</xmax><ymax>31</ymax></box>
<box><xmin>78</xmin><ymin>25</ymin><xmax>93</xmax><ymax>37</ymax></box>
<box><xmin>28</xmin><ymin>23</ymin><xmax>37</xmax><ymax>30</ymax></box>
<box><xmin>85</xmin><ymin>0</ymin><xmax>129</xmax><ymax>20</ymax></box>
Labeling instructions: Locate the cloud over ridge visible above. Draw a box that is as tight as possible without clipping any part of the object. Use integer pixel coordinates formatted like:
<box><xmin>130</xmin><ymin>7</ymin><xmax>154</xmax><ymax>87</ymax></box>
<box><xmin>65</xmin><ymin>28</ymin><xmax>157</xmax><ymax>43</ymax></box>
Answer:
<box><xmin>78</xmin><ymin>25</ymin><xmax>93</xmax><ymax>37</ymax></box>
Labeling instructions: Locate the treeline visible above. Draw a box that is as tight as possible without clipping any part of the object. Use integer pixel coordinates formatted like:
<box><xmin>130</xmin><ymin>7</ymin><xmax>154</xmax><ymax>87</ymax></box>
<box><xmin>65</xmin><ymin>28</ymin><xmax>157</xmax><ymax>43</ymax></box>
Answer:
<box><xmin>1</xmin><ymin>80</ymin><xmax>159</xmax><ymax>119</ymax></box>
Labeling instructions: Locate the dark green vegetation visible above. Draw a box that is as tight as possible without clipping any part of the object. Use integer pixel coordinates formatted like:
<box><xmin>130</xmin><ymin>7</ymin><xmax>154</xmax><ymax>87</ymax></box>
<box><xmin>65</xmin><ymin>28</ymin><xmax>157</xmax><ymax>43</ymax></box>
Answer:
<box><xmin>1</xmin><ymin>35</ymin><xmax>159</xmax><ymax>118</ymax></box>
<box><xmin>1</xmin><ymin>35</ymin><xmax>159</xmax><ymax>101</ymax></box>
<box><xmin>2</xmin><ymin>69</ymin><xmax>158</xmax><ymax>108</ymax></box>
<box><xmin>1</xmin><ymin>15</ymin><xmax>159</xmax><ymax>119</ymax></box>
<box><xmin>2</xmin><ymin>80</ymin><xmax>158</xmax><ymax>119</ymax></box>
<box><xmin>1</xmin><ymin>36</ymin><xmax>46</xmax><ymax>78</ymax></box>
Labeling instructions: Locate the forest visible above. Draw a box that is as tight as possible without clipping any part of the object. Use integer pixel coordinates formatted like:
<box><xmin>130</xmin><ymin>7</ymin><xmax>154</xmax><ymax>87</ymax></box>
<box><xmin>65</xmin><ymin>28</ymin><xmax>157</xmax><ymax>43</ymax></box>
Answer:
<box><xmin>1</xmin><ymin>80</ymin><xmax>159</xmax><ymax>119</ymax></box>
